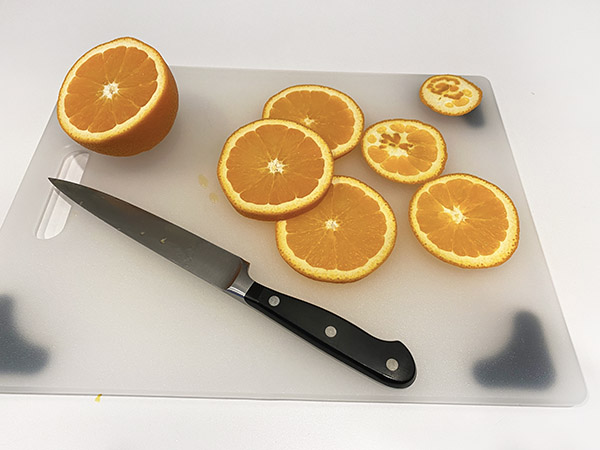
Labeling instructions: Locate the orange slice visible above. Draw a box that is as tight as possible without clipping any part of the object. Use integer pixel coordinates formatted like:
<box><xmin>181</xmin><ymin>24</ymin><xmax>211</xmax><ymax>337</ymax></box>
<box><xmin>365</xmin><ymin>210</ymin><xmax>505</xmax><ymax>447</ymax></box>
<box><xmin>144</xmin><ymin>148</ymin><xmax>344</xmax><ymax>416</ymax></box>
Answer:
<box><xmin>361</xmin><ymin>119</ymin><xmax>447</xmax><ymax>184</ymax></box>
<box><xmin>409</xmin><ymin>174</ymin><xmax>519</xmax><ymax>268</ymax></box>
<box><xmin>262</xmin><ymin>85</ymin><xmax>364</xmax><ymax>159</ymax></box>
<box><xmin>419</xmin><ymin>75</ymin><xmax>482</xmax><ymax>116</ymax></box>
<box><xmin>57</xmin><ymin>37</ymin><xmax>178</xmax><ymax>157</ymax></box>
<box><xmin>276</xmin><ymin>176</ymin><xmax>396</xmax><ymax>282</ymax></box>
<box><xmin>217</xmin><ymin>119</ymin><xmax>334</xmax><ymax>221</ymax></box>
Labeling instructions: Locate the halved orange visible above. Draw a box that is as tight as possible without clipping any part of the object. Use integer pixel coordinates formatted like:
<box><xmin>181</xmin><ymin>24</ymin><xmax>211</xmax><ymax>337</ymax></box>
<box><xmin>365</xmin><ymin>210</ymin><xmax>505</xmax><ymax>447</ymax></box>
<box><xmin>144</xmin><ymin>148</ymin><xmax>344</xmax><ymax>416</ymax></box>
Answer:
<box><xmin>409</xmin><ymin>173</ymin><xmax>519</xmax><ymax>268</ymax></box>
<box><xmin>419</xmin><ymin>75</ymin><xmax>482</xmax><ymax>116</ymax></box>
<box><xmin>217</xmin><ymin>119</ymin><xmax>334</xmax><ymax>221</ymax></box>
<box><xmin>361</xmin><ymin>119</ymin><xmax>447</xmax><ymax>184</ymax></box>
<box><xmin>57</xmin><ymin>37</ymin><xmax>178</xmax><ymax>157</ymax></box>
<box><xmin>276</xmin><ymin>176</ymin><xmax>396</xmax><ymax>282</ymax></box>
<box><xmin>262</xmin><ymin>85</ymin><xmax>364</xmax><ymax>159</ymax></box>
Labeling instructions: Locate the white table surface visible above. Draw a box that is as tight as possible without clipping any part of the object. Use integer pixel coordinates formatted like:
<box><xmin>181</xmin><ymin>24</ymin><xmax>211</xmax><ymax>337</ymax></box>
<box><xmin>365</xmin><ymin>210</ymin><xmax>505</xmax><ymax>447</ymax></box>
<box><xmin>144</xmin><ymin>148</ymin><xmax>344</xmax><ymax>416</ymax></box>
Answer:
<box><xmin>1</xmin><ymin>1</ymin><xmax>598</xmax><ymax>448</ymax></box>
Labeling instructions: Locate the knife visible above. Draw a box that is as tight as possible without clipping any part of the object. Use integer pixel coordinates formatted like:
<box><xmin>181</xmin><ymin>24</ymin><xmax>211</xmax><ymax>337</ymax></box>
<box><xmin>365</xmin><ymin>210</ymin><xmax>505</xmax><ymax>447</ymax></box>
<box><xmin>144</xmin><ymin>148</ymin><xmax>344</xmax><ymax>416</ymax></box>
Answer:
<box><xmin>49</xmin><ymin>178</ymin><xmax>416</xmax><ymax>388</ymax></box>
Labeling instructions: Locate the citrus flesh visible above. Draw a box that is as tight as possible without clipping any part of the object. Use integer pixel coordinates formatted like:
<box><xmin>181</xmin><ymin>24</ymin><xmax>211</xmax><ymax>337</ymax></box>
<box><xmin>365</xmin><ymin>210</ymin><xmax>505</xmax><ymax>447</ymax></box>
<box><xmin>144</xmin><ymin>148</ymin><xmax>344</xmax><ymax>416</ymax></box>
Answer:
<box><xmin>409</xmin><ymin>173</ymin><xmax>519</xmax><ymax>268</ymax></box>
<box><xmin>419</xmin><ymin>75</ymin><xmax>482</xmax><ymax>116</ymax></box>
<box><xmin>217</xmin><ymin>119</ymin><xmax>334</xmax><ymax>221</ymax></box>
<box><xmin>263</xmin><ymin>85</ymin><xmax>364</xmax><ymax>159</ymax></box>
<box><xmin>276</xmin><ymin>176</ymin><xmax>396</xmax><ymax>282</ymax></box>
<box><xmin>362</xmin><ymin>119</ymin><xmax>447</xmax><ymax>184</ymax></box>
<box><xmin>57</xmin><ymin>37</ymin><xmax>178</xmax><ymax>156</ymax></box>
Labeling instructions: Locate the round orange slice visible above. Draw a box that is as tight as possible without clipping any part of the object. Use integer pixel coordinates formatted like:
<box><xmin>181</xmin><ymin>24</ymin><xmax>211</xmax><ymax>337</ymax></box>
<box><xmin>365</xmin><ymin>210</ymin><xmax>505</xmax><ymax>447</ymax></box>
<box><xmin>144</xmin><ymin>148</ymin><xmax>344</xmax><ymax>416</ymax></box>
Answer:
<box><xmin>276</xmin><ymin>176</ymin><xmax>397</xmax><ymax>282</ymax></box>
<box><xmin>361</xmin><ymin>119</ymin><xmax>447</xmax><ymax>184</ymax></box>
<box><xmin>57</xmin><ymin>37</ymin><xmax>178</xmax><ymax>157</ymax></box>
<box><xmin>419</xmin><ymin>75</ymin><xmax>482</xmax><ymax>116</ymax></box>
<box><xmin>409</xmin><ymin>173</ymin><xmax>519</xmax><ymax>268</ymax></box>
<box><xmin>217</xmin><ymin>119</ymin><xmax>334</xmax><ymax>221</ymax></box>
<box><xmin>262</xmin><ymin>85</ymin><xmax>364</xmax><ymax>159</ymax></box>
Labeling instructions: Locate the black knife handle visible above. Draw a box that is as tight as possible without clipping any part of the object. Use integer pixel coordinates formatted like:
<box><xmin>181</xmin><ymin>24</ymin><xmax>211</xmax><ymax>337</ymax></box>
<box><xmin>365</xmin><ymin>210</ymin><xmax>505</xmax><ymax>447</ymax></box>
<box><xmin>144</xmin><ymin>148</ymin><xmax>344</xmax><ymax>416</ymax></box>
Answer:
<box><xmin>244</xmin><ymin>282</ymin><xmax>416</xmax><ymax>388</ymax></box>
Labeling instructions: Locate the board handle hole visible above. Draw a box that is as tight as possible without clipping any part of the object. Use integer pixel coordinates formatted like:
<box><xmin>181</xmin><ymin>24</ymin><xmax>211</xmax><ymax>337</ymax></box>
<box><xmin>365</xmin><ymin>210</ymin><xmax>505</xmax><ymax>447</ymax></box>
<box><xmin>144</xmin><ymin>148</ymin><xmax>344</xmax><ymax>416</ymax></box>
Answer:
<box><xmin>36</xmin><ymin>151</ymin><xmax>89</xmax><ymax>240</ymax></box>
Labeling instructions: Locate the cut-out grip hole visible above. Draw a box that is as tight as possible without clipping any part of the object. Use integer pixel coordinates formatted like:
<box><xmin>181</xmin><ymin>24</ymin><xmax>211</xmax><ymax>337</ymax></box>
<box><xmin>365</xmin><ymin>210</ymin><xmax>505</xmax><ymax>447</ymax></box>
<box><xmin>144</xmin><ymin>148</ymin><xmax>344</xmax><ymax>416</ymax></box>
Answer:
<box><xmin>36</xmin><ymin>151</ymin><xmax>89</xmax><ymax>239</ymax></box>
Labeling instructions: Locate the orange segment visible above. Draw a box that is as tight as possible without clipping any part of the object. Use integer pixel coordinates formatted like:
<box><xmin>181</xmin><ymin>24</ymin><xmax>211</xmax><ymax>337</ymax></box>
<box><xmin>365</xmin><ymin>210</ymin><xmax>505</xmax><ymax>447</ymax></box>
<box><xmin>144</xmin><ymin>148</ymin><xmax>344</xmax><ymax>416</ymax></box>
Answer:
<box><xmin>361</xmin><ymin>119</ymin><xmax>447</xmax><ymax>184</ymax></box>
<box><xmin>57</xmin><ymin>37</ymin><xmax>178</xmax><ymax>156</ymax></box>
<box><xmin>276</xmin><ymin>176</ymin><xmax>396</xmax><ymax>282</ymax></box>
<box><xmin>217</xmin><ymin>119</ymin><xmax>334</xmax><ymax>220</ymax></box>
<box><xmin>419</xmin><ymin>75</ymin><xmax>482</xmax><ymax>116</ymax></box>
<box><xmin>263</xmin><ymin>85</ymin><xmax>364</xmax><ymax>159</ymax></box>
<box><xmin>409</xmin><ymin>174</ymin><xmax>519</xmax><ymax>268</ymax></box>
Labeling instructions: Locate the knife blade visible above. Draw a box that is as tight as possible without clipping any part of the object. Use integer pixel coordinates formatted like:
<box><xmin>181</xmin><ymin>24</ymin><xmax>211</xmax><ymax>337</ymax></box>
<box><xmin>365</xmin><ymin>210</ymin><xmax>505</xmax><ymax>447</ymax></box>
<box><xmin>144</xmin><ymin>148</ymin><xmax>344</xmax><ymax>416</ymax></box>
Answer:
<box><xmin>49</xmin><ymin>178</ymin><xmax>416</xmax><ymax>388</ymax></box>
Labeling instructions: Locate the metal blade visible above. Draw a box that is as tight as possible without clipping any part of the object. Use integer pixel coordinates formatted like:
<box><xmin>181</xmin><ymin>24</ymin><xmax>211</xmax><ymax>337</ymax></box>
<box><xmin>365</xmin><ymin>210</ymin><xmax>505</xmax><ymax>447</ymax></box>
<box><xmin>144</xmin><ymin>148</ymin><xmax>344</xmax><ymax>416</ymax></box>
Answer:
<box><xmin>49</xmin><ymin>178</ymin><xmax>243</xmax><ymax>290</ymax></box>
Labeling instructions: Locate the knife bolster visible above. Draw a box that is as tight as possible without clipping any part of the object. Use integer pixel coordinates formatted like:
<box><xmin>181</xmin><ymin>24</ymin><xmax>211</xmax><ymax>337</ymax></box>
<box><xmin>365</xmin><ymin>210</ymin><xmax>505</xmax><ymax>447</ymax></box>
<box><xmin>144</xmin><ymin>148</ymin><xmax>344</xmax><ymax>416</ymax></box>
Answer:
<box><xmin>225</xmin><ymin>260</ymin><xmax>254</xmax><ymax>301</ymax></box>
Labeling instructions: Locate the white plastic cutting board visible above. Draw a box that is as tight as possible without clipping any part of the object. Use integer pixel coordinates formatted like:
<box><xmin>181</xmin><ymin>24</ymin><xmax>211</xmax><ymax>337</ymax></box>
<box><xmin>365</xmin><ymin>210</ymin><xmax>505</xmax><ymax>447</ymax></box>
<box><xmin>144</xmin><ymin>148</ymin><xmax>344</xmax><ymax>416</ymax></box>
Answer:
<box><xmin>0</xmin><ymin>66</ymin><xmax>586</xmax><ymax>405</ymax></box>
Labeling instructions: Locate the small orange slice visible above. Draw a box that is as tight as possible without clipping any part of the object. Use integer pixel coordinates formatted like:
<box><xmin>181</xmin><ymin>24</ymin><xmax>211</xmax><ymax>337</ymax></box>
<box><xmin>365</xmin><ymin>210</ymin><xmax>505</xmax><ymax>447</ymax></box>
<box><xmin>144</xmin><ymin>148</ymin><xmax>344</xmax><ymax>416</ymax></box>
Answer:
<box><xmin>362</xmin><ymin>119</ymin><xmax>447</xmax><ymax>184</ymax></box>
<box><xmin>409</xmin><ymin>174</ymin><xmax>519</xmax><ymax>268</ymax></box>
<box><xmin>276</xmin><ymin>176</ymin><xmax>396</xmax><ymax>282</ymax></box>
<box><xmin>419</xmin><ymin>75</ymin><xmax>482</xmax><ymax>116</ymax></box>
<box><xmin>57</xmin><ymin>37</ymin><xmax>178</xmax><ymax>157</ymax></box>
<box><xmin>262</xmin><ymin>85</ymin><xmax>364</xmax><ymax>159</ymax></box>
<box><xmin>217</xmin><ymin>119</ymin><xmax>334</xmax><ymax>221</ymax></box>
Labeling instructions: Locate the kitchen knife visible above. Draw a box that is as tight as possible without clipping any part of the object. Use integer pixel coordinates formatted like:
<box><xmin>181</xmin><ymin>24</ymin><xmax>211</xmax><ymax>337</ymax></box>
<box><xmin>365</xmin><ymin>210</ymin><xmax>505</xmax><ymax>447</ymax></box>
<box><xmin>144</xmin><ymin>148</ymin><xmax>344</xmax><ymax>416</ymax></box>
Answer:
<box><xmin>49</xmin><ymin>178</ymin><xmax>416</xmax><ymax>388</ymax></box>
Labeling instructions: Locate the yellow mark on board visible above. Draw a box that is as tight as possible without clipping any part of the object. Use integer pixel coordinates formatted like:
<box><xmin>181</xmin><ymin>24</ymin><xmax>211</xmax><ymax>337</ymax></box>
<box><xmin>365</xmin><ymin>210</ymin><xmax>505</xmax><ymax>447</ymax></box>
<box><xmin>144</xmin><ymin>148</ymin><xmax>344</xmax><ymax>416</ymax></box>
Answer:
<box><xmin>209</xmin><ymin>193</ymin><xmax>219</xmax><ymax>203</ymax></box>
<box><xmin>95</xmin><ymin>394</ymin><xmax>102</xmax><ymax>403</ymax></box>
<box><xmin>198</xmin><ymin>174</ymin><xmax>209</xmax><ymax>187</ymax></box>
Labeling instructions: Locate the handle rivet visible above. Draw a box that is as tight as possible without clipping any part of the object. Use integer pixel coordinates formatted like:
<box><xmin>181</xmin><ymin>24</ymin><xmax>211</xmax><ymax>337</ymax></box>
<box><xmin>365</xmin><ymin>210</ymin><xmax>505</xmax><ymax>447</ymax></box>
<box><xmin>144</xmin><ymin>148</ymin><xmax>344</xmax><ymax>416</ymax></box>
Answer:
<box><xmin>386</xmin><ymin>358</ymin><xmax>399</xmax><ymax>372</ymax></box>
<box><xmin>268</xmin><ymin>295</ymin><xmax>280</xmax><ymax>307</ymax></box>
<box><xmin>325</xmin><ymin>326</ymin><xmax>337</xmax><ymax>338</ymax></box>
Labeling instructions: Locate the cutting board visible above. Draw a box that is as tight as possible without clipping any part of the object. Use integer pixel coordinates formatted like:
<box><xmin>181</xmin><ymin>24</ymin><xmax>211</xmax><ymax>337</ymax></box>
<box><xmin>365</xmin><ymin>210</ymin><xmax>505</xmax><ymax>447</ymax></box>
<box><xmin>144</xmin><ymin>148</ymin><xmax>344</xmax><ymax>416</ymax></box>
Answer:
<box><xmin>0</xmin><ymin>66</ymin><xmax>586</xmax><ymax>405</ymax></box>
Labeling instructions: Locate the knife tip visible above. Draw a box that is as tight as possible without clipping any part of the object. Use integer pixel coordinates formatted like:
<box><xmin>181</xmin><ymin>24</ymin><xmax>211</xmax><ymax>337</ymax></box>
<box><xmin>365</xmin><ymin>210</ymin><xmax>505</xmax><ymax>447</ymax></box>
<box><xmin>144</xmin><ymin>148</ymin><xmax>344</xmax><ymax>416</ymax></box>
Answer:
<box><xmin>48</xmin><ymin>178</ymin><xmax>71</xmax><ymax>192</ymax></box>
<box><xmin>48</xmin><ymin>177</ymin><xmax>68</xmax><ymax>188</ymax></box>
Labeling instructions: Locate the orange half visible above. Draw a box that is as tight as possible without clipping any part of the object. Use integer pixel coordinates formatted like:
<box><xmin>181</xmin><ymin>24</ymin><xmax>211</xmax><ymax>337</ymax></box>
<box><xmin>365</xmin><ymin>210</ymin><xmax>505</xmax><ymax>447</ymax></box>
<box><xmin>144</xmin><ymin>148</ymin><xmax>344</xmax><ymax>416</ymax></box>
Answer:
<box><xmin>57</xmin><ymin>37</ymin><xmax>178</xmax><ymax>156</ymax></box>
